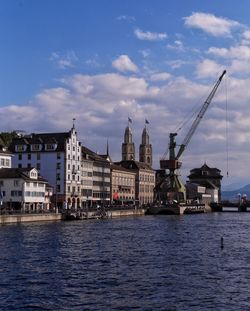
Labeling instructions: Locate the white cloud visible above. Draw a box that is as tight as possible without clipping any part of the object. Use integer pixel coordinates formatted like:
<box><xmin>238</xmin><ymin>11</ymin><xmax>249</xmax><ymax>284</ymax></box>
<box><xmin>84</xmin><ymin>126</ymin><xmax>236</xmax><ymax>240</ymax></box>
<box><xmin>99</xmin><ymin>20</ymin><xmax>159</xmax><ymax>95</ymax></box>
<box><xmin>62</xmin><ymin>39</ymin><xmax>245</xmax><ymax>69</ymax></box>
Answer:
<box><xmin>50</xmin><ymin>50</ymin><xmax>78</xmax><ymax>69</ymax></box>
<box><xmin>116</xmin><ymin>15</ymin><xmax>135</xmax><ymax>22</ymax></box>
<box><xmin>134</xmin><ymin>28</ymin><xmax>167</xmax><ymax>41</ymax></box>
<box><xmin>2</xmin><ymin>68</ymin><xmax>250</xmax><ymax>187</ymax></box>
<box><xmin>195</xmin><ymin>59</ymin><xmax>225</xmax><ymax>78</ymax></box>
<box><xmin>208</xmin><ymin>45</ymin><xmax>250</xmax><ymax>60</ymax></box>
<box><xmin>112</xmin><ymin>55</ymin><xmax>138</xmax><ymax>73</ymax></box>
<box><xmin>150</xmin><ymin>72</ymin><xmax>172</xmax><ymax>81</ymax></box>
<box><xmin>166</xmin><ymin>40</ymin><xmax>185</xmax><ymax>52</ymax></box>
<box><xmin>184</xmin><ymin>12</ymin><xmax>240</xmax><ymax>37</ymax></box>
<box><xmin>242</xmin><ymin>30</ymin><xmax>250</xmax><ymax>40</ymax></box>
<box><xmin>167</xmin><ymin>59</ymin><xmax>189</xmax><ymax>69</ymax></box>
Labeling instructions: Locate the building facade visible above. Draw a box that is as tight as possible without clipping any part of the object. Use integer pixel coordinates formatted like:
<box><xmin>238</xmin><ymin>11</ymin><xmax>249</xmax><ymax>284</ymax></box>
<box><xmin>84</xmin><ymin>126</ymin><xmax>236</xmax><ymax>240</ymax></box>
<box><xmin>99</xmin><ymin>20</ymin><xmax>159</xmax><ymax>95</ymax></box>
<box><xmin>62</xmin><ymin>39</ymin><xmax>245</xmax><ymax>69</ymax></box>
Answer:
<box><xmin>0</xmin><ymin>168</ymin><xmax>50</xmax><ymax>211</ymax></box>
<box><xmin>0</xmin><ymin>145</ymin><xmax>12</xmax><ymax>169</ymax></box>
<box><xmin>82</xmin><ymin>146</ymin><xmax>111</xmax><ymax>207</ymax></box>
<box><xmin>111</xmin><ymin>163</ymin><xmax>136</xmax><ymax>205</ymax></box>
<box><xmin>116</xmin><ymin>160</ymin><xmax>155</xmax><ymax>205</ymax></box>
<box><xmin>187</xmin><ymin>163</ymin><xmax>223</xmax><ymax>203</ymax></box>
<box><xmin>10</xmin><ymin>126</ymin><xmax>82</xmax><ymax>209</ymax></box>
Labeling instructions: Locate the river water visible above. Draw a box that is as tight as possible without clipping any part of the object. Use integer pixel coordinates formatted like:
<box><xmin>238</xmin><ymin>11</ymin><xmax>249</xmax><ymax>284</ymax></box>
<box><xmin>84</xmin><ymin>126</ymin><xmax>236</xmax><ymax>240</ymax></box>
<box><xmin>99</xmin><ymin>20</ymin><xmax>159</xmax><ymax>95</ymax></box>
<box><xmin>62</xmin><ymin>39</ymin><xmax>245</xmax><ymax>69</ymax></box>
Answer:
<box><xmin>0</xmin><ymin>213</ymin><xmax>250</xmax><ymax>310</ymax></box>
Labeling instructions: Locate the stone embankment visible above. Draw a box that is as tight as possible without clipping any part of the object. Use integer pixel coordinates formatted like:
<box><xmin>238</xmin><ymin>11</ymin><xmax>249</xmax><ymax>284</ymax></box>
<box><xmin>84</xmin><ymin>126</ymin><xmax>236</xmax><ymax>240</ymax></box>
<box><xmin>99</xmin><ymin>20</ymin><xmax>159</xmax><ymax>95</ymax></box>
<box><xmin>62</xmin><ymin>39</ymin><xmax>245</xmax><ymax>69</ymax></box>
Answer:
<box><xmin>0</xmin><ymin>213</ymin><xmax>62</xmax><ymax>225</ymax></box>
<box><xmin>0</xmin><ymin>208</ymin><xmax>146</xmax><ymax>224</ymax></box>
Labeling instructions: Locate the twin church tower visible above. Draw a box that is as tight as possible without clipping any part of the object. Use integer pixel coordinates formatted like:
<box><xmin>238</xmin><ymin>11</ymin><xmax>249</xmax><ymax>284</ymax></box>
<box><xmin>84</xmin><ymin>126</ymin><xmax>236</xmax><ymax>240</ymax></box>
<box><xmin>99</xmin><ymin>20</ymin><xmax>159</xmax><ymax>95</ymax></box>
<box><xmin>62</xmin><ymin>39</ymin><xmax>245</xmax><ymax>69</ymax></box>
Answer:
<box><xmin>121</xmin><ymin>122</ymin><xmax>152</xmax><ymax>167</ymax></box>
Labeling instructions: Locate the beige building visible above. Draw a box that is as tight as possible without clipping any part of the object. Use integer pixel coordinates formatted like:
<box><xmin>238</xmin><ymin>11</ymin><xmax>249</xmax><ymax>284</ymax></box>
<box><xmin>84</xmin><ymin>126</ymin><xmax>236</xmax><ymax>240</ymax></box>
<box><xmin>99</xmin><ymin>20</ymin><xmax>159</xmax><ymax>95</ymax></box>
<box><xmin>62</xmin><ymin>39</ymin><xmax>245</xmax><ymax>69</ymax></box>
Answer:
<box><xmin>111</xmin><ymin>163</ymin><xmax>136</xmax><ymax>205</ymax></box>
<box><xmin>115</xmin><ymin>160</ymin><xmax>155</xmax><ymax>206</ymax></box>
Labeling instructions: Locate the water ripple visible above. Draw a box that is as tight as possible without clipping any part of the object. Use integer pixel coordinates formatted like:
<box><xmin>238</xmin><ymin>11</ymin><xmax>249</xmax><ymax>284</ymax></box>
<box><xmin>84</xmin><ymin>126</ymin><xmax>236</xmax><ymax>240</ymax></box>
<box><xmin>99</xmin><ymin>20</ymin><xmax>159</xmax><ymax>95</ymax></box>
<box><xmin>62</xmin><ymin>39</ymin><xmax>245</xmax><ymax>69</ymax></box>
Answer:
<box><xmin>1</xmin><ymin>214</ymin><xmax>250</xmax><ymax>310</ymax></box>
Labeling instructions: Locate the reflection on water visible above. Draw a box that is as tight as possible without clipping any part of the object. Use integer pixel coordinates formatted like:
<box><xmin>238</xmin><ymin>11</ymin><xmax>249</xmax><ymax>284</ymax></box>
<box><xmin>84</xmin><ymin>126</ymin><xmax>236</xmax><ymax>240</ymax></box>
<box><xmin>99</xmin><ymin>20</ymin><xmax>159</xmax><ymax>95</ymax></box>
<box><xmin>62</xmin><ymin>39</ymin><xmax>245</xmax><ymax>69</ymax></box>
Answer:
<box><xmin>0</xmin><ymin>213</ymin><xmax>250</xmax><ymax>310</ymax></box>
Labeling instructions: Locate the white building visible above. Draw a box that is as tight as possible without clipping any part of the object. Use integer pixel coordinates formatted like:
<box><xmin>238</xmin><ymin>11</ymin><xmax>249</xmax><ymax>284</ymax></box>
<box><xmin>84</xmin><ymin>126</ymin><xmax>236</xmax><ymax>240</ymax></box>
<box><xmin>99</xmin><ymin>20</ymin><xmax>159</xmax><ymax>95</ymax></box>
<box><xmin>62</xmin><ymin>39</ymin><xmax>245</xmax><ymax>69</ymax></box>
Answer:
<box><xmin>10</xmin><ymin>126</ymin><xmax>82</xmax><ymax>209</ymax></box>
<box><xmin>0</xmin><ymin>167</ymin><xmax>50</xmax><ymax>211</ymax></box>
<box><xmin>0</xmin><ymin>146</ymin><xmax>12</xmax><ymax>169</ymax></box>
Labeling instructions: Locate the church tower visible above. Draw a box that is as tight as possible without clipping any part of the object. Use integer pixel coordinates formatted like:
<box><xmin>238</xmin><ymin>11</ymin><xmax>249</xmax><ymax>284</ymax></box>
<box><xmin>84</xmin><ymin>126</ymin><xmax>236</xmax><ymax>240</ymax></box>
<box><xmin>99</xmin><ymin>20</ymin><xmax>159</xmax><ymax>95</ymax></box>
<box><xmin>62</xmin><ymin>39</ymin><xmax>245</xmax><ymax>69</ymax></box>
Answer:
<box><xmin>122</xmin><ymin>125</ymin><xmax>135</xmax><ymax>161</ymax></box>
<box><xmin>139</xmin><ymin>125</ymin><xmax>152</xmax><ymax>167</ymax></box>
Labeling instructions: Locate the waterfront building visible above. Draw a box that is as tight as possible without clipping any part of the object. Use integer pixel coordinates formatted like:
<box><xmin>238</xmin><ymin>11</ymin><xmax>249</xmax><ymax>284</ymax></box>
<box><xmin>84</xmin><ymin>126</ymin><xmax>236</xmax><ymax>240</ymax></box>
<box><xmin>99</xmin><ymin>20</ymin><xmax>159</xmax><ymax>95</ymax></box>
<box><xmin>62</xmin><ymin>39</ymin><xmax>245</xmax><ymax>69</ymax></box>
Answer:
<box><xmin>139</xmin><ymin>126</ymin><xmax>152</xmax><ymax>167</ymax></box>
<box><xmin>10</xmin><ymin>125</ymin><xmax>82</xmax><ymax>209</ymax></box>
<box><xmin>187</xmin><ymin>163</ymin><xmax>223</xmax><ymax>203</ymax></box>
<box><xmin>81</xmin><ymin>148</ymin><xmax>94</xmax><ymax>207</ymax></box>
<box><xmin>0</xmin><ymin>140</ymin><xmax>12</xmax><ymax>169</ymax></box>
<box><xmin>0</xmin><ymin>167</ymin><xmax>51</xmax><ymax>211</ymax></box>
<box><xmin>111</xmin><ymin>163</ymin><xmax>136</xmax><ymax>205</ymax></box>
<box><xmin>115</xmin><ymin>160</ymin><xmax>155</xmax><ymax>205</ymax></box>
<box><xmin>81</xmin><ymin>146</ymin><xmax>111</xmax><ymax>207</ymax></box>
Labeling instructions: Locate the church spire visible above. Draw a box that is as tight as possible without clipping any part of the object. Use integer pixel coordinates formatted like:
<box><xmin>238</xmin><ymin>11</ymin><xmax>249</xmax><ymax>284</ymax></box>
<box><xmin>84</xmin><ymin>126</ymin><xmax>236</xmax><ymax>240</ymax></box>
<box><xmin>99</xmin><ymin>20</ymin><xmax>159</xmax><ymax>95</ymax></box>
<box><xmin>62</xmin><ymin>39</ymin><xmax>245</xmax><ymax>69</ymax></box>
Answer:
<box><xmin>139</xmin><ymin>122</ymin><xmax>152</xmax><ymax>166</ymax></box>
<box><xmin>122</xmin><ymin>120</ymin><xmax>135</xmax><ymax>161</ymax></box>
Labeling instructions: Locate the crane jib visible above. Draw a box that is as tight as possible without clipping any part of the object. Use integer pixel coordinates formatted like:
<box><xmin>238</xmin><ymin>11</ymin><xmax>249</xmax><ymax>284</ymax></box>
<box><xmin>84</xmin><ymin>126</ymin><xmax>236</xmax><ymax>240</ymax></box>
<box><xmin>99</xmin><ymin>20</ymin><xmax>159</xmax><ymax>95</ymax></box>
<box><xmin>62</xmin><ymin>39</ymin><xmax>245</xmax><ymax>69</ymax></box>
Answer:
<box><xmin>176</xmin><ymin>70</ymin><xmax>226</xmax><ymax>160</ymax></box>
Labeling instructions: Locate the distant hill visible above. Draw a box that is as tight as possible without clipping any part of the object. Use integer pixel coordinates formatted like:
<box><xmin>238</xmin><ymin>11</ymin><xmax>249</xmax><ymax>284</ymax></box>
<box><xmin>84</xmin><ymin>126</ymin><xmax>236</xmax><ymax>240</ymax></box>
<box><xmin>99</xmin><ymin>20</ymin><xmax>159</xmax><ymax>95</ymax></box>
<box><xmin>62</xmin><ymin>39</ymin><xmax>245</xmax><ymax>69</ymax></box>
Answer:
<box><xmin>222</xmin><ymin>184</ymin><xmax>250</xmax><ymax>201</ymax></box>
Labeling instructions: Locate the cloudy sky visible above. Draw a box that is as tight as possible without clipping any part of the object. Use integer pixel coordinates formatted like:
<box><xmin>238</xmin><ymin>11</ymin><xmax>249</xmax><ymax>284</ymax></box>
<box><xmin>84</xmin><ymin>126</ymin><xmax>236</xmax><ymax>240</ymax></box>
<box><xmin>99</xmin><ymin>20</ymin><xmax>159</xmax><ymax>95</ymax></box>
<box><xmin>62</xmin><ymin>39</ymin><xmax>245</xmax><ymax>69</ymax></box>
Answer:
<box><xmin>1</xmin><ymin>0</ymin><xmax>250</xmax><ymax>189</ymax></box>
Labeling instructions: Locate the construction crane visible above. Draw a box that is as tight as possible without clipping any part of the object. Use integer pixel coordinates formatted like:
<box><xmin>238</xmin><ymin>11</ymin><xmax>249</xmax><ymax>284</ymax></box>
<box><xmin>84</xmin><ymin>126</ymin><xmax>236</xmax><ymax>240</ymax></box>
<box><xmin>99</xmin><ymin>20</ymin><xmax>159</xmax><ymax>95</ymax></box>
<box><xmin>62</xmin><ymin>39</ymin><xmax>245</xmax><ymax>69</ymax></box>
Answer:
<box><xmin>159</xmin><ymin>70</ymin><xmax>226</xmax><ymax>202</ymax></box>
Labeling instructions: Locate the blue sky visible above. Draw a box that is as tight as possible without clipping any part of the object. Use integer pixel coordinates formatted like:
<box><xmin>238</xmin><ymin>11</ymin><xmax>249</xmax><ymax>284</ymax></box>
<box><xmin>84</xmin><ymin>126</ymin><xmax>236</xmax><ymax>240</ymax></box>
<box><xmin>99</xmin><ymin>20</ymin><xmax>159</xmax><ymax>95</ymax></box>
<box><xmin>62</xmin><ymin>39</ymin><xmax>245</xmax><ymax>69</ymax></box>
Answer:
<box><xmin>2</xmin><ymin>0</ymin><xmax>250</xmax><ymax>189</ymax></box>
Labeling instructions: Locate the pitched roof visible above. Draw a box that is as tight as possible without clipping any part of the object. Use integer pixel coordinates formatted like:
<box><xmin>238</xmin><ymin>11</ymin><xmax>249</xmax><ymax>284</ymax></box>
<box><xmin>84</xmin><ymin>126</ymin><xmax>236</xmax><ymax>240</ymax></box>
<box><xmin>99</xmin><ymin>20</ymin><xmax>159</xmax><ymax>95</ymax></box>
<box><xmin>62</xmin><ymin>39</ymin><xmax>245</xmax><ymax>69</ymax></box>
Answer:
<box><xmin>81</xmin><ymin>145</ymin><xmax>110</xmax><ymax>164</ymax></box>
<box><xmin>115</xmin><ymin>160</ymin><xmax>154</xmax><ymax>172</ymax></box>
<box><xmin>111</xmin><ymin>163</ymin><xmax>136</xmax><ymax>174</ymax></box>
<box><xmin>188</xmin><ymin>163</ymin><xmax>222</xmax><ymax>178</ymax></box>
<box><xmin>9</xmin><ymin>132</ymin><xmax>73</xmax><ymax>152</ymax></box>
<box><xmin>0</xmin><ymin>168</ymin><xmax>47</xmax><ymax>182</ymax></box>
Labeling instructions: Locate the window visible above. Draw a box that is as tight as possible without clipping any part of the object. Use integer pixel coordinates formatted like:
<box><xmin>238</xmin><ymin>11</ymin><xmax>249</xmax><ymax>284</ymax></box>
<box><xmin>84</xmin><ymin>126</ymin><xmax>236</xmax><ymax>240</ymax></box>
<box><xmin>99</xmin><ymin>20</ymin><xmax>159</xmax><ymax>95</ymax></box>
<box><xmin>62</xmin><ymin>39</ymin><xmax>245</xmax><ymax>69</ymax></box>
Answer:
<box><xmin>27</xmin><ymin>154</ymin><xmax>31</xmax><ymax>160</ymax></box>
<box><xmin>57</xmin><ymin>153</ymin><xmax>61</xmax><ymax>159</ymax></box>
<box><xmin>16</xmin><ymin>145</ymin><xmax>26</xmax><ymax>152</ymax></box>
<box><xmin>37</xmin><ymin>163</ymin><xmax>40</xmax><ymax>170</ymax></box>
<box><xmin>57</xmin><ymin>163</ymin><xmax>61</xmax><ymax>170</ymax></box>
<box><xmin>18</xmin><ymin>154</ymin><xmax>22</xmax><ymax>160</ymax></box>
<box><xmin>0</xmin><ymin>181</ymin><xmax>3</xmax><ymax>186</ymax></box>
<box><xmin>56</xmin><ymin>185</ymin><xmax>60</xmax><ymax>193</ymax></box>
<box><xmin>27</xmin><ymin>163</ymin><xmax>31</xmax><ymax>168</ymax></box>
<box><xmin>5</xmin><ymin>159</ymin><xmax>10</xmax><ymax>167</ymax></box>
<box><xmin>18</xmin><ymin>164</ymin><xmax>22</xmax><ymax>168</ymax></box>
<box><xmin>68</xmin><ymin>186</ymin><xmax>70</xmax><ymax>192</ymax></box>
<box><xmin>68</xmin><ymin>164</ymin><xmax>70</xmax><ymax>170</ymax></box>
<box><xmin>56</xmin><ymin>173</ymin><xmax>60</xmax><ymax>181</ymax></box>
<box><xmin>11</xmin><ymin>190</ymin><xmax>22</xmax><ymax>196</ymax></box>
<box><xmin>31</xmin><ymin>144</ymin><xmax>41</xmax><ymax>151</ymax></box>
<box><xmin>45</xmin><ymin>144</ymin><xmax>56</xmax><ymax>150</ymax></box>
<box><xmin>0</xmin><ymin>159</ymin><xmax>4</xmax><ymax>166</ymax></box>
<box><xmin>37</xmin><ymin>153</ymin><xmax>40</xmax><ymax>160</ymax></box>
<box><xmin>14</xmin><ymin>180</ymin><xmax>19</xmax><ymax>187</ymax></box>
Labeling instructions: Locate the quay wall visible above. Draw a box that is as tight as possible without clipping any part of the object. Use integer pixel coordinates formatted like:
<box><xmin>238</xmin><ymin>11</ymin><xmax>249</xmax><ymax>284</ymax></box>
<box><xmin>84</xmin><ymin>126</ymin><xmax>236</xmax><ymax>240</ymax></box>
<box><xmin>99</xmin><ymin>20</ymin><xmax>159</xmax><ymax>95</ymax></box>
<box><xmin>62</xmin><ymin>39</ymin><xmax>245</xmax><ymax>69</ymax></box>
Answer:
<box><xmin>0</xmin><ymin>213</ymin><xmax>62</xmax><ymax>225</ymax></box>
<box><xmin>109</xmin><ymin>208</ymin><xmax>146</xmax><ymax>218</ymax></box>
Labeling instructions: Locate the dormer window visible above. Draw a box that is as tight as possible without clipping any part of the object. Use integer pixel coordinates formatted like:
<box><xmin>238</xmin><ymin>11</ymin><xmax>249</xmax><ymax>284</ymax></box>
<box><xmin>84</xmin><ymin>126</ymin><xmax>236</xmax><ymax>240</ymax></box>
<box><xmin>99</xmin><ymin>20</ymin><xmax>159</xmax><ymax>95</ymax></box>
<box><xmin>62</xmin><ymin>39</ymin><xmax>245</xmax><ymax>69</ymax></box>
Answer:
<box><xmin>29</xmin><ymin>170</ymin><xmax>38</xmax><ymax>179</ymax></box>
<box><xmin>31</xmin><ymin>144</ymin><xmax>42</xmax><ymax>151</ymax></box>
<box><xmin>45</xmin><ymin>143</ymin><xmax>57</xmax><ymax>151</ymax></box>
<box><xmin>15</xmin><ymin>145</ymin><xmax>27</xmax><ymax>152</ymax></box>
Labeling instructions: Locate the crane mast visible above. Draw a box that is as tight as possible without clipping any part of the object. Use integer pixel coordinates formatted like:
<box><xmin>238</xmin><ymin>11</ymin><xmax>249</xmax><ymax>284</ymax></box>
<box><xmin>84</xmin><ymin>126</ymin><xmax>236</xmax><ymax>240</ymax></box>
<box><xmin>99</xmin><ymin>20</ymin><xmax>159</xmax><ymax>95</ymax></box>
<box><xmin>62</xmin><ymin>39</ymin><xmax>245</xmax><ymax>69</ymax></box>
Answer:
<box><xmin>159</xmin><ymin>70</ymin><xmax>226</xmax><ymax>202</ymax></box>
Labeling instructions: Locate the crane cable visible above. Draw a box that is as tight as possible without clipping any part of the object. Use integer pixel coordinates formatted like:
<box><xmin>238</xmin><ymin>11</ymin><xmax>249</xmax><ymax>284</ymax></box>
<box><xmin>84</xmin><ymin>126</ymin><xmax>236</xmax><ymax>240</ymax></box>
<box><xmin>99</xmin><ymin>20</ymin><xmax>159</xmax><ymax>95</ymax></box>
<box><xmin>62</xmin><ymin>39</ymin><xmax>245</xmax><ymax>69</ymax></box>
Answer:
<box><xmin>225</xmin><ymin>75</ymin><xmax>229</xmax><ymax>177</ymax></box>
